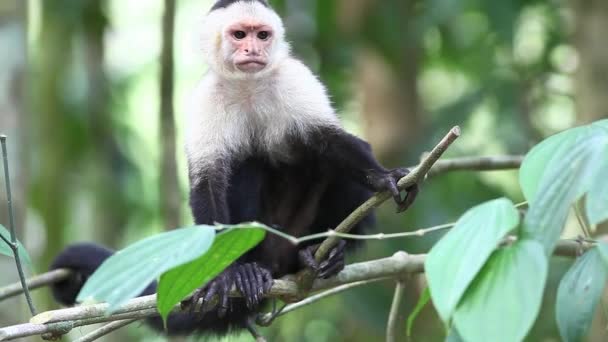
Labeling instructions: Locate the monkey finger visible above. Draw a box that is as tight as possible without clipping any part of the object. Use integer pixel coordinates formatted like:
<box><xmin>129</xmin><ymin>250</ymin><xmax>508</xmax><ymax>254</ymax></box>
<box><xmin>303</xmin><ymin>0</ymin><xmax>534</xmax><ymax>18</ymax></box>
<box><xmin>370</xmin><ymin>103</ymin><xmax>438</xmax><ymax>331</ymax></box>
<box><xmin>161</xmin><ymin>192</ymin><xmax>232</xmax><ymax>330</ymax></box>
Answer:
<box><xmin>236</xmin><ymin>265</ymin><xmax>255</xmax><ymax>308</ymax></box>
<box><xmin>234</xmin><ymin>269</ymin><xmax>248</xmax><ymax>306</ymax></box>
<box><xmin>244</xmin><ymin>264</ymin><xmax>259</xmax><ymax>307</ymax></box>
<box><xmin>397</xmin><ymin>184</ymin><xmax>419</xmax><ymax>213</ymax></box>
<box><xmin>318</xmin><ymin>259</ymin><xmax>345</xmax><ymax>279</ymax></box>
<box><xmin>386</xmin><ymin>178</ymin><xmax>402</xmax><ymax>200</ymax></box>
<box><xmin>262</xmin><ymin>268</ymin><xmax>274</xmax><ymax>293</ymax></box>
<box><xmin>202</xmin><ymin>283</ymin><xmax>222</xmax><ymax>316</ymax></box>
<box><xmin>252</xmin><ymin>263</ymin><xmax>265</xmax><ymax>299</ymax></box>
<box><xmin>391</xmin><ymin>167</ymin><xmax>410</xmax><ymax>181</ymax></box>
<box><xmin>385</xmin><ymin>179</ymin><xmax>405</xmax><ymax>212</ymax></box>
<box><xmin>218</xmin><ymin>276</ymin><xmax>231</xmax><ymax>318</ymax></box>
<box><xmin>327</xmin><ymin>240</ymin><xmax>346</xmax><ymax>260</ymax></box>
<box><xmin>184</xmin><ymin>288</ymin><xmax>203</xmax><ymax>315</ymax></box>
<box><xmin>298</xmin><ymin>245</ymin><xmax>320</xmax><ymax>271</ymax></box>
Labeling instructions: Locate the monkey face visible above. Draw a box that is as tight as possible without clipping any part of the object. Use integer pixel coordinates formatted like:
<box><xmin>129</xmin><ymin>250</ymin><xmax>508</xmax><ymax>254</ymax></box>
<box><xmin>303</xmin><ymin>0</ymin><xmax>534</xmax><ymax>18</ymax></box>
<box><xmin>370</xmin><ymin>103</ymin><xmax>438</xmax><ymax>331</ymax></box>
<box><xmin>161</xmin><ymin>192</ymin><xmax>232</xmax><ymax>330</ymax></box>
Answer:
<box><xmin>225</xmin><ymin>21</ymin><xmax>274</xmax><ymax>73</ymax></box>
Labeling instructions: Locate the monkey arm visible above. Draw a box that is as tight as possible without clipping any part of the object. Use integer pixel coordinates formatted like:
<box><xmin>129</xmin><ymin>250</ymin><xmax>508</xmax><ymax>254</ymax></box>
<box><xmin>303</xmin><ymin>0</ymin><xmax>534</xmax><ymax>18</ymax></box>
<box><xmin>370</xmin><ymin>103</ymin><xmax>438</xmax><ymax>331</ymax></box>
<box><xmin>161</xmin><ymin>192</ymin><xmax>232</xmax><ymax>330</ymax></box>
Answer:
<box><xmin>188</xmin><ymin>163</ymin><xmax>231</xmax><ymax>225</ymax></box>
<box><xmin>313</xmin><ymin>127</ymin><xmax>418</xmax><ymax>212</ymax></box>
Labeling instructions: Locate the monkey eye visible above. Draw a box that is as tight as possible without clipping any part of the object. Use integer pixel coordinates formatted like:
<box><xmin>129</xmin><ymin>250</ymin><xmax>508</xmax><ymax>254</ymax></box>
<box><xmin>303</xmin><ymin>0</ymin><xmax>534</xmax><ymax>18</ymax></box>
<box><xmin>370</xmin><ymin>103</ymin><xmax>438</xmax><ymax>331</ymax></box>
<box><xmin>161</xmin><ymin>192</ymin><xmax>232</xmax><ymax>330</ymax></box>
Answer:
<box><xmin>257</xmin><ymin>31</ymin><xmax>270</xmax><ymax>40</ymax></box>
<box><xmin>233</xmin><ymin>31</ymin><xmax>247</xmax><ymax>39</ymax></box>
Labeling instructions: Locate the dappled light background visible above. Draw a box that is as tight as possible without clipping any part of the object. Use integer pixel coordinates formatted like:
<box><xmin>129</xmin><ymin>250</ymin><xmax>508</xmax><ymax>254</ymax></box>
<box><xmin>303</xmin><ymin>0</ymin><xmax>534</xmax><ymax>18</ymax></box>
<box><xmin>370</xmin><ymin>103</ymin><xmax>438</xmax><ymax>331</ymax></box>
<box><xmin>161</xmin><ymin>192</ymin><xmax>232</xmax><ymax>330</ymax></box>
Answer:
<box><xmin>0</xmin><ymin>0</ymin><xmax>606</xmax><ymax>341</ymax></box>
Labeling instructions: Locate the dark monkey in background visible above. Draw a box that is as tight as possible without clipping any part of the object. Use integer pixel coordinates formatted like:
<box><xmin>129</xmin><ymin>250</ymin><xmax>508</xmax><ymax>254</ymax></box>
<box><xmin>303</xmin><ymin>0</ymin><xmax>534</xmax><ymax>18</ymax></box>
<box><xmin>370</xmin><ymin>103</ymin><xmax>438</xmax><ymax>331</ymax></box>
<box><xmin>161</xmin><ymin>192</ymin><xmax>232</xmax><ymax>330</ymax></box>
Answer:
<box><xmin>50</xmin><ymin>0</ymin><xmax>418</xmax><ymax>337</ymax></box>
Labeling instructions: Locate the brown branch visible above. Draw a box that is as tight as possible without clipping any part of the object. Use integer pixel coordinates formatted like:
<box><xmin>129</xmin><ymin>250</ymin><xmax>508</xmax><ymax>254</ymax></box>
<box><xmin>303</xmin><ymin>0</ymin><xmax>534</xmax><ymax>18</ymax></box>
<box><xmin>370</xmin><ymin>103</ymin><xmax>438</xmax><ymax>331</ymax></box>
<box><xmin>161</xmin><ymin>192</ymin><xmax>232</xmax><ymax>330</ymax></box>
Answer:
<box><xmin>386</xmin><ymin>279</ymin><xmax>408</xmax><ymax>342</ymax></box>
<box><xmin>0</xmin><ymin>269</ymin><xmax>71</xmax><ymax>302</ymax></box>
<box><xmin>0</xmin><ymin>238</ymin><xmax>593</xmax><ymax>341</ymax></box>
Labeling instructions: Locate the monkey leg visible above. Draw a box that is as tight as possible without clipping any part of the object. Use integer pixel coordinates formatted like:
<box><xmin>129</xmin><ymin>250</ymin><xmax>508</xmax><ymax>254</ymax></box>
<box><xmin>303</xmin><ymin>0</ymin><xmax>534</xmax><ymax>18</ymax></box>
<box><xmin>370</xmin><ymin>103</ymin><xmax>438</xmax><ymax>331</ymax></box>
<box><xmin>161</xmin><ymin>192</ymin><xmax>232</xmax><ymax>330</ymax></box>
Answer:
<box><xmin>298</xmin><ymin>240</ymin><xmax>346</xmax><ymax>279</ymax></box>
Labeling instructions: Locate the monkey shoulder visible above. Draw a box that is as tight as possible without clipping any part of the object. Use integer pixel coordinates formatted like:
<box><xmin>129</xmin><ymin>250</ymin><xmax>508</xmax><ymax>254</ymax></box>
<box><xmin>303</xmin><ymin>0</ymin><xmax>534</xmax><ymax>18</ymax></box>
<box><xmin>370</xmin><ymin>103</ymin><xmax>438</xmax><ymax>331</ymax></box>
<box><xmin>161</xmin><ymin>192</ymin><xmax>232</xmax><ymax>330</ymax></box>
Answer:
<box><xmin>273</xmin><ymin>58</ymin><xmax>340</xmax><ymax>126</ymax></box>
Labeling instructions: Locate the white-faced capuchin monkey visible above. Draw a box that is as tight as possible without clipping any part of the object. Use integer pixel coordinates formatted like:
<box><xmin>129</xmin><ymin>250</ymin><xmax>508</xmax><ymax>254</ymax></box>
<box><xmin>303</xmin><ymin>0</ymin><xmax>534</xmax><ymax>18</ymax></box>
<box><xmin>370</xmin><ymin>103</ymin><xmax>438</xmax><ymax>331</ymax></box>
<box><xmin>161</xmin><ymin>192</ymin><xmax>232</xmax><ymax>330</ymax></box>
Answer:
<box><xmin>49</xmin><ymin>0</ymin><xmax>419</xmax><ymax>337</ymax></box>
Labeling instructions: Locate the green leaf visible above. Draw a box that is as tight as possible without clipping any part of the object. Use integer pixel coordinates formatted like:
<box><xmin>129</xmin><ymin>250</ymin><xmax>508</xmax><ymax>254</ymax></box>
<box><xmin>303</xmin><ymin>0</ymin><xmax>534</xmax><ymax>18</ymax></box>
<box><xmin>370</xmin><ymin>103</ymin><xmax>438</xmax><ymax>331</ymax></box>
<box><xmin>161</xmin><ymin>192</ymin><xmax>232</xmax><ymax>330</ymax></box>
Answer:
<box><xmin>77</xmin><ymin>226</ymin><xmax>216</xmax><ymax>311</ymax></box>
<box><xmin>426</xmin><ymin>198</ymin><xmax>519</xmax><ymax>322</ymax></box>
<box><xmin>445</xmin><ymin>329</ymin><xmax>464</xmax><ymax>342</ymax></box>
<box><xmin>453</xmin><ymin>240</ymin><xmax>547</xmax><ymax>342</ymax></box>
<box><xmin>592</xmin><ymin>119</ymin><xmax>608</xmax><ymax>131</ymax></box>
<box><xmin>523</xmin><ymin>127</ymin><xmax>608</xmax><ymax>255</ymax></box>
<box><xmin>0</xmin><ymin>224</ymin><xmax>34</xmax><ymax>271</ymax></box>
<box><xmin>585</xmin><ymin>156</ymin><xmax>608</xmax><ymax>225</ymax></box>
<box><xmin>596</xmin><ymin>242</ymin><xmax>608</xmax><ymax>266</ymax></box>
<box><xmin>156</xmin><ymin>223</ymin><xmax>266</xmax><ymax>322</ymax></box>
<box><xmin>556</xmin><ymin>247</ymin><xmax>608</xmax><ymax>342</ymax></box>
<box><xmin>519</xmin><ymin>127</ymin><xmax>586</xmax><ymax>203</ymax></box>
<box><xmin>406</xmin><ymin>287</ymin><xmax>430</xmax><ymax>337</ymax></box>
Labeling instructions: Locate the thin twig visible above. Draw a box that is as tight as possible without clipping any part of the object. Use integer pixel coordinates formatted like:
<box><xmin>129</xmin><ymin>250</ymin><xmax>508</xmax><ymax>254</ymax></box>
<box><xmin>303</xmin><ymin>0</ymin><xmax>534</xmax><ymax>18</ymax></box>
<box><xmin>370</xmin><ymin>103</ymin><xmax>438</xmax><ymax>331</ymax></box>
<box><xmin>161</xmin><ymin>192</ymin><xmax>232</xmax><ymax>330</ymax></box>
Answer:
<box><xmin>0</xmin><ymin>308</ymin><xmax>159</xmax><ymax>341</ymax></box>
<box><xmin>425</xmin><ymin>155</ymin><xmax>524</xmax><ymax>177</ymax></box>
<box><xmin>30</xmin><ymin>295</ymin><xmax>160</xmax><ymax>325</ymax></box>
<box><xmin>386</xmin><ymin>279</ymin><xmax>408</xmax><ymax>342</ymax></box>
<box><xmin>295</xmin><ymin>223</ymin><xmax>455</xmax><ymax>244</ymax></box>
<box><xmin>72</xmin><ymin>319</ymin><xmax>137</xmax><ymax>342</ymax></box>
<box><xmin>0</xmin><ymin>135</ymin><xmax>36</xmax><ymax>316</ymax></box>
<box><xmin>0</xmin><ymin>269</ymin><xmax>72</xmax><ymax>302</ymax></box>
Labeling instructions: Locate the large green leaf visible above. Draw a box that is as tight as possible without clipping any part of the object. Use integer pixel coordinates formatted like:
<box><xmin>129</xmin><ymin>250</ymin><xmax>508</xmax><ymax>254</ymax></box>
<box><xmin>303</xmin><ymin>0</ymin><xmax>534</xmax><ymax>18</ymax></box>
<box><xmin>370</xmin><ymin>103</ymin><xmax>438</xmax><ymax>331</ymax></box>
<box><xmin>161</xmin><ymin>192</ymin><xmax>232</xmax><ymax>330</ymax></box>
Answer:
<box><xmin>585</xmin><ymin>155</ymin><xmax>608</xmax><ymax>225</ymax></box>
<box><xmin>426</xmin><ymin>198</ymin><xmax>519</xmax><ymax>322</ymax></box>
<box><xmin>519</xmin><ymin>127</ymin><xmax>585</xmax><ymax>203</ymax></box>
<box><xmin>597</xmin><ymin>242</ymin><xmax>608</xmax><ymax>266</ymax></box>
<box><xmin>522</xmin><ymin>126</ymin><xmax>608</xmax><ymax>255</ymax></box>
<box><xmin>593</xmin><ymin>119</ymin><xmax>608</xmax><ymax>131</ymax></box>
<box><xmin>77</xmin><ymin>226</ymin><xmax>216</xmax><ymax>311</ymax></box>
<box><xmin>445</xmin><ymin>329</ymin><xmax>464</xmax><ymax>342</ymax></box>
<box><xmin>156</xmin><ymin>224</ymin><xmax>266</xmax><ymax>322</ymax></box>
<box><xmin>0</xmin><ymin>224</ymin><xmax>34</xmax><ymax>271</ymax></box>
<box><xmin>453</xmin><ymin>240</ymin><xmax>547</xmax><ymax>342</ymax></box>
<box><xmin>556</xmin><ymin>246</ymin><xmax>608</xmax><ymax>342</ymax></box>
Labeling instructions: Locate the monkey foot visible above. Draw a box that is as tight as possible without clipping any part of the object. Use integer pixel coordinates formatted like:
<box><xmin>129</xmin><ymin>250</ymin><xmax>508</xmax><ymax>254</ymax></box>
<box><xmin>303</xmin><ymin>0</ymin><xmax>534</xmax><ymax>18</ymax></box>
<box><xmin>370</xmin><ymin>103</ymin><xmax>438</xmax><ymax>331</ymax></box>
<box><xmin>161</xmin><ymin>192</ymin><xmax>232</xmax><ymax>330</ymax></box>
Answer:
<box><xmin>182</xmin><ymin>262</ymin><xmax>273</xmax><ymax>317</ymax></box>
<box><xmin>368</xmin><ymin>167</ymin><xmax>419</xmax><ymax>213</ymax></box>
<box><xmin>299</xmin><ymin>240</ymin><xmax>346</xmax><ymax>279</ymax></box>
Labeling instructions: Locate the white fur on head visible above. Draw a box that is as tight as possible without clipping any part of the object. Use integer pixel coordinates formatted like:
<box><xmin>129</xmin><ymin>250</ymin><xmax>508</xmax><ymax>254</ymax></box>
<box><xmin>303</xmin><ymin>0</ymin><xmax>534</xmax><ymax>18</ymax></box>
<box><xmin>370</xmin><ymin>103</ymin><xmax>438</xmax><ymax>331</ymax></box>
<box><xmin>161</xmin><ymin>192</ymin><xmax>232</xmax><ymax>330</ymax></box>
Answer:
<box><xmin>200</xmin><ymin>1</ymin><xmax>290</xmax><ymax>79</ymax></box>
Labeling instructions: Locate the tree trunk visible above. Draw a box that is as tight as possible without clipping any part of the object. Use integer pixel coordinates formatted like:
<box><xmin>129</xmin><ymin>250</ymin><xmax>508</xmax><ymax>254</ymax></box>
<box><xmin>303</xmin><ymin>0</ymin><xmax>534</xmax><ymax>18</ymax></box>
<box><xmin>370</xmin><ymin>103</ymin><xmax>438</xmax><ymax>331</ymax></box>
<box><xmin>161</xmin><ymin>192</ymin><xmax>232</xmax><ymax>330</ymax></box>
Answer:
<box><xmin>343</xmin><ymin>0</ymin><xmax>422</xmax><ymax>166</ymax></box>
<box><xmin>0</xmin><ymin>0</ymin><xmax>27</xmax><ymax>243</ymax></box>
<box><xmin>160</xmin><ymin>0</ymin><xmax>181</xmax><ymax>230</ymax></box>
<box><xmin>573</xmin><ymin>0</ymin><xmax>608</xmax><ymax>124</ymax></box>
<box><xmin>0</xmin><ymin>0</ymin><xmax>29</xmax><ymax>328</ymax></box>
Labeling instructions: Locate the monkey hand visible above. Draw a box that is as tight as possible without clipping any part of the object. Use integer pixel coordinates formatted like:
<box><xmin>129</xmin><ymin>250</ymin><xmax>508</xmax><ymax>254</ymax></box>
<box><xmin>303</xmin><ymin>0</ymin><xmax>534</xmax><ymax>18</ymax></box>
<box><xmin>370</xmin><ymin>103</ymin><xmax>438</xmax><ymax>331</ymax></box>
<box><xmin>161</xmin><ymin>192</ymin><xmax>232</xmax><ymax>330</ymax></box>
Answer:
<box><xmin>299</xmin><ymin>240</ymin><xmax>346</xmax><ymax>279</ymax></box>
<box><xmin>183</xmin><ymin>262</ymin><xmax>273</xmax><ymax>317</ymax></box>
<box><xmin>367</xmin><ymin>168</ymin><xmax>419</xmax><ymax>213</ymax></box>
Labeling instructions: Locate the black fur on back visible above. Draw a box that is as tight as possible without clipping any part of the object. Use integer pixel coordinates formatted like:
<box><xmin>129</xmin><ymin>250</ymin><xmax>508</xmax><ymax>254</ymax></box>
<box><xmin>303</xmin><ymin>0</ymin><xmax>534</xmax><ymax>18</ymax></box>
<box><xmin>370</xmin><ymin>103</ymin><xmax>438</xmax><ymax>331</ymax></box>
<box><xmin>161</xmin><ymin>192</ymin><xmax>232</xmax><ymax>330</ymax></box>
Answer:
<box><xmin>210</xmin><ymin>0</ymin><xmax>269</xmax><ymax>11</ymax></box>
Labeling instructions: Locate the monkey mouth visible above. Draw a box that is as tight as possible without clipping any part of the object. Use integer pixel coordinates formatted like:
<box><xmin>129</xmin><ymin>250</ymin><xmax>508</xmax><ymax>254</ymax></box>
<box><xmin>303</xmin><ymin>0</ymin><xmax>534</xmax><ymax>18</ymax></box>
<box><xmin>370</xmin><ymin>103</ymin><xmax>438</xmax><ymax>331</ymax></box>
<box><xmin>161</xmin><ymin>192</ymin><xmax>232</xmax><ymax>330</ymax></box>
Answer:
<box><xmin>235</xmin><ymin>59</ymin><xmax>267</xmax><ymax>72</ymax></box>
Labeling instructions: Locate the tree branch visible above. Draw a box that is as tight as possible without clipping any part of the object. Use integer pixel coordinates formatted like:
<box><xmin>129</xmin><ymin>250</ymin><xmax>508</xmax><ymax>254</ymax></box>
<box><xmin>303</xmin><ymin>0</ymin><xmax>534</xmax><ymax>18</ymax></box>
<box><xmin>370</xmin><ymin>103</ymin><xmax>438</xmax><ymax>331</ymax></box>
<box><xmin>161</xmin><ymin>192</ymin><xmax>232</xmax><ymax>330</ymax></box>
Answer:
<box><xmin>0</xmin><ymin>269</ymin><xmax>71</xmax><ymax>302</ymax></box>
<box><xmin>425</xmin><ymin>155</ymin><xmax>524</xmax><ymax>177</ymax></box>
<box><xmin>72</xmin><ymin>319</ymin><xmax>137</xmax><ymax>342</ymax></box>
<box><xmin>0</xmin><ymin>238</ymin><xmax>590</xmax><ymax>341</ymax></box>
